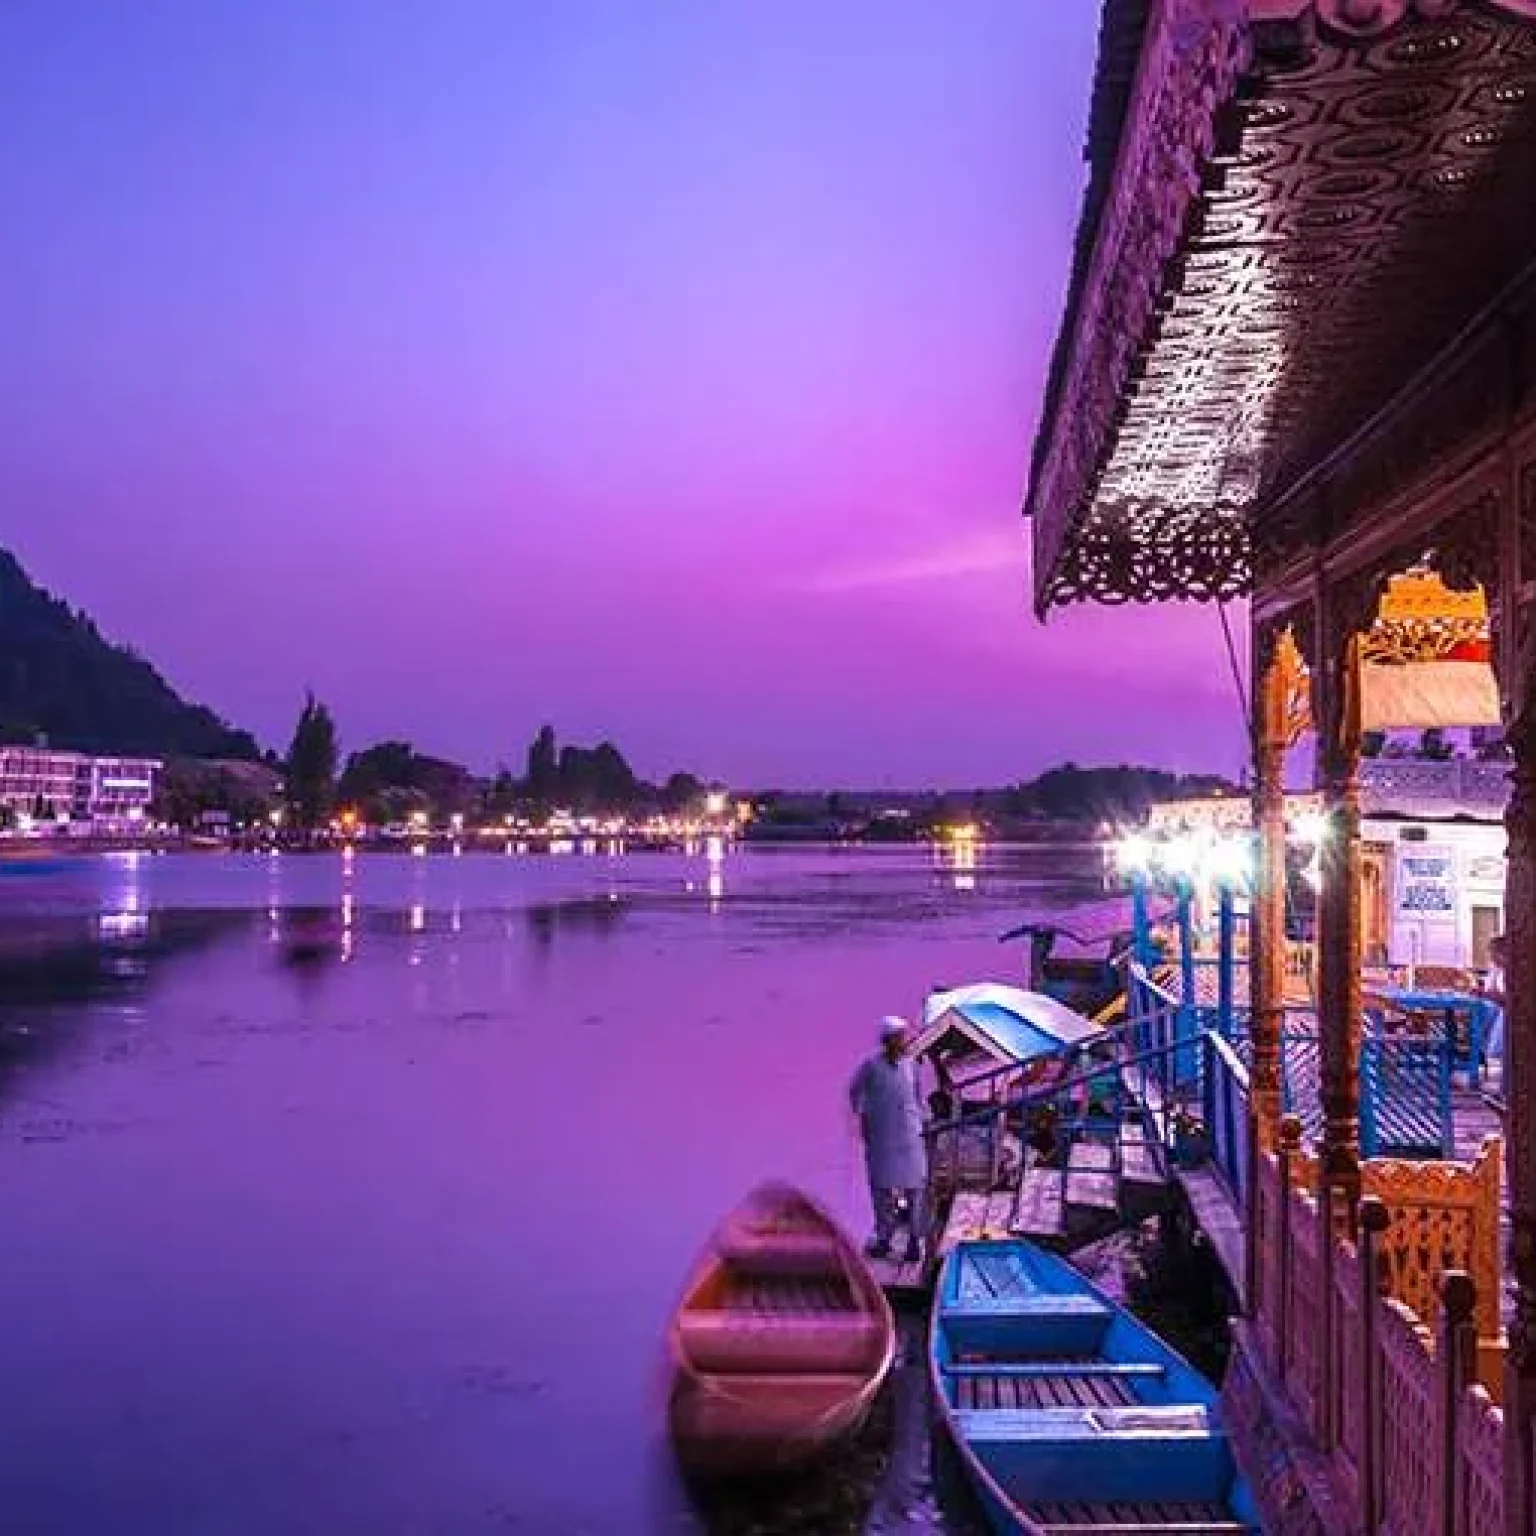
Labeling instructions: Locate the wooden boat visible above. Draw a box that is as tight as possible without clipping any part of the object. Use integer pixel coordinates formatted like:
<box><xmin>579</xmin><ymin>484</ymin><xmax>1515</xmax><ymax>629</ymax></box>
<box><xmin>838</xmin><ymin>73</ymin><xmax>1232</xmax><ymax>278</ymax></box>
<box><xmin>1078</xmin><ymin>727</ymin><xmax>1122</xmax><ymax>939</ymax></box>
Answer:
<box><xmin>668</xmin><ymin>1182</ymin><xmax>896</xmax><ymax>1478</ymax></box>
<box><xmin>930</xmin><ymin>1239</ymin><xmax>1258</xmax><ymax>1535</ymax></box>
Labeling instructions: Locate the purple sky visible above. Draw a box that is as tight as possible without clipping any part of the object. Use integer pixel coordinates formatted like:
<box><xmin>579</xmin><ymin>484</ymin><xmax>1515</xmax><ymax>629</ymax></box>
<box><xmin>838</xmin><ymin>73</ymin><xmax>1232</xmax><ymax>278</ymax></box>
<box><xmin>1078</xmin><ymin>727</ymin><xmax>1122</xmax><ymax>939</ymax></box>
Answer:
<box><xmin>1</xmin><ymin>1</ymin><xmax>1247</xmax><ymax>788</ymax></box>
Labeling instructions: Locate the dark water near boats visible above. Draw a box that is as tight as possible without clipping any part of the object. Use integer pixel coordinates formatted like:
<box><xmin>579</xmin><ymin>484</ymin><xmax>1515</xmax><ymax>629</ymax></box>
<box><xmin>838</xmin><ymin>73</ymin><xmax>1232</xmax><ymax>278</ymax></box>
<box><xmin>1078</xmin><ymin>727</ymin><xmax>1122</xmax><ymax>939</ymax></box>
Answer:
<box><xmin>0</xmin><ymin>843</ymin><xmax>1193</xmax><ymax>1535</ymax></box>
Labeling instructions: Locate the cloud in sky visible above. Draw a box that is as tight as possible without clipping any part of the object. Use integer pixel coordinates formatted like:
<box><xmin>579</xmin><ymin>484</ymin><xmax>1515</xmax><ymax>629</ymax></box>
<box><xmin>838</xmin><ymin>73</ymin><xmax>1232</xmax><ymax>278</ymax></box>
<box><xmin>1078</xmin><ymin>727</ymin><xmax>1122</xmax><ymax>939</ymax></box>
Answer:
<box><xmin>793</xmin><ymin>528</ymin><xmax>1024</xmax><ymax>595</ymax></box>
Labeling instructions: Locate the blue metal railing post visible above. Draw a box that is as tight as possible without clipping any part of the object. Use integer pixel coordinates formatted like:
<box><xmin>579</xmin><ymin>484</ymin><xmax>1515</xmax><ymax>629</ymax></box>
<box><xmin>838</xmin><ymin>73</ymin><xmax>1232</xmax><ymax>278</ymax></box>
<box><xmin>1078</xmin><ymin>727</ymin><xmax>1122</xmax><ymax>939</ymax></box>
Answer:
<box><xmin>1217</xmin><ymin>882</ymin><xmax>1236</xmax><ymax>1041</ymax></box>
<box><xmin>1130</xmin><ymin>870</ymin><xmax>1151</xmax><ymax>967</ymax></box>
<box><xmin>1176</xmin><ymin>878</ymin><xmax>1198</xmax><ymax>1087</ymax></box>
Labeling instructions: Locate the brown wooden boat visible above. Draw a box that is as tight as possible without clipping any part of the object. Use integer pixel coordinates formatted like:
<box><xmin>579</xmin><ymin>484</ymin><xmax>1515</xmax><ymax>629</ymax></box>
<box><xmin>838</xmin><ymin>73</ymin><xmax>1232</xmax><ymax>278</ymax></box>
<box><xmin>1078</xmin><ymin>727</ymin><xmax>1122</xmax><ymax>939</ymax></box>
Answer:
<box><xmin>667</xmin><ymin>1182</ymin><xmax>896</xmax><ymax>1478</ymax></box>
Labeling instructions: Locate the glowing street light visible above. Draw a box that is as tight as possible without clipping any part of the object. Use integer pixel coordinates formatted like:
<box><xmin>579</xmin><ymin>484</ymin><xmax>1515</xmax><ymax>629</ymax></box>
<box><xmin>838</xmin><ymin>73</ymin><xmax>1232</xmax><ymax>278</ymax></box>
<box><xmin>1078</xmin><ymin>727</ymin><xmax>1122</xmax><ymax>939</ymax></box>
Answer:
<box><xmin>1114</xmin><ymin>833</ymin><xmax>1153</xmax><ymax>876</ymax></box>
<box><xmin>704</xmin><ymin>791</ymin><xmax>728</xmax><ymax>819</ymax></box>
<box><xmin>1204</xmin><ymin>835</ymin><xmax>1253</xmax><ymax>890</ymax></box>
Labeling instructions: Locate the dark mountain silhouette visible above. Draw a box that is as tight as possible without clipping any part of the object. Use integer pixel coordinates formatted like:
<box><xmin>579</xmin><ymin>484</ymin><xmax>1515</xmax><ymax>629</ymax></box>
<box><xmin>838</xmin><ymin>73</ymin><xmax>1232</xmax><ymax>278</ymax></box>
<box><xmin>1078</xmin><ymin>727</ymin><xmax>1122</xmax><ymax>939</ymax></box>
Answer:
<box><xmin>0</xmin><ymin>549</ymin><xmax>260</xmax><ymax>759</ymax></box>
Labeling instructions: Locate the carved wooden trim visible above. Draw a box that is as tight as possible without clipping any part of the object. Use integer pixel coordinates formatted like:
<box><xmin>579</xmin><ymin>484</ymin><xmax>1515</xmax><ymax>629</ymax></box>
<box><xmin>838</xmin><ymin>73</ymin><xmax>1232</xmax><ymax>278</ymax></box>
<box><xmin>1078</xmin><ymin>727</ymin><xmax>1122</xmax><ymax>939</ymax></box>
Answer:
<box><xmin>1031</xmin><ymin>2</ymin><xmax>1536</xmax><ymax>611</ymax></box>
<box><xmin>1308</xmin><ymin>0</ymin><xmax>1536</xmax><ymax>41</ymax></box>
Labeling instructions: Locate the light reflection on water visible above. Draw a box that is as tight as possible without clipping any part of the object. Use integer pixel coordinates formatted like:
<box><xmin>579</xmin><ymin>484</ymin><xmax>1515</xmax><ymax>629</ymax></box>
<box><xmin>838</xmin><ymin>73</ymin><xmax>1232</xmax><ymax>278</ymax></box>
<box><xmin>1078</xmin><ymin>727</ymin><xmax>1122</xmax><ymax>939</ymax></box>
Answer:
<box><xmin>0</xmin><ymin>847</ymin><xmax>1115</xmax><ymax>1534</ymax></box>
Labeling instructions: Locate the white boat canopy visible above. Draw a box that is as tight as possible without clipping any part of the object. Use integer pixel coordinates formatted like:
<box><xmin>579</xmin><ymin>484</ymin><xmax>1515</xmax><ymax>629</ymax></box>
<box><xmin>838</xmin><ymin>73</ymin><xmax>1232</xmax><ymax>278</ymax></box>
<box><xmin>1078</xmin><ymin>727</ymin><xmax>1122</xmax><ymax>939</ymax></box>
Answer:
<box><xmin>913</xmin><ymin>982</ymin><xmax>1102</xmax><ymax>1071</ymax></box>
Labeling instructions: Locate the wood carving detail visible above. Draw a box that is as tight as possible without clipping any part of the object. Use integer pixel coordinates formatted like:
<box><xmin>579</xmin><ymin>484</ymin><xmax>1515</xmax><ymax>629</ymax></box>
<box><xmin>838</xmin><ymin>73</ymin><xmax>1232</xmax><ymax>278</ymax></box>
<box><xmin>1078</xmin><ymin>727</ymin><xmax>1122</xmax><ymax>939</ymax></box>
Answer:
<box><xmin>1031</xmin><ymin>3</ymin><xmax>1536</xmax><ymax>609</ymax></box>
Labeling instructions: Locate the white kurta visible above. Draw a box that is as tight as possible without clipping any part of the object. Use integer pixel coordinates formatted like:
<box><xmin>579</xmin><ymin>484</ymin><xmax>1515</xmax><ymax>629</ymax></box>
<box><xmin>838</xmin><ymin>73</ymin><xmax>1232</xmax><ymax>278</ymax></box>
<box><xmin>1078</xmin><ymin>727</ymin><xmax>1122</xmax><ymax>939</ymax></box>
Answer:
<box><xmin>848</xmin><ymin>1053</ymin><xmax>927</xmax><ymax>1189</ymax></box>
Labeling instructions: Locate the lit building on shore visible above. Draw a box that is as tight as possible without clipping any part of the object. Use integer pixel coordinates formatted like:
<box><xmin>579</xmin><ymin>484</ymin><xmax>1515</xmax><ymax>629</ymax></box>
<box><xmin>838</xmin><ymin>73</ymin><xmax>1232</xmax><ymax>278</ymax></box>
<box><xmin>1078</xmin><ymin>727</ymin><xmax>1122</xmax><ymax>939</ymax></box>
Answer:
<box><xmin>0</xmin><ymin>745</ymin><xmax>160</xmax><ymax>828</ymax></box>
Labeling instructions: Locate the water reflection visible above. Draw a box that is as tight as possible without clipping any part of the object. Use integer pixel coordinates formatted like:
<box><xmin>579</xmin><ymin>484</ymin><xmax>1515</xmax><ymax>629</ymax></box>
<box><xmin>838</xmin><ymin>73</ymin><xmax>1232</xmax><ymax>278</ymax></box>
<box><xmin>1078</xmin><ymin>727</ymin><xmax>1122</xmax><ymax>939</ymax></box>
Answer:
<box><xmin>706</xmin><ymin>836</ymin><xmax>725</xmax><ymax>908</ymax></box>
<box><xmin>933</xmin><ymin>836</ymin><xmax>979</xmax><ymax>894</ymax></box>
<box><xmin>524</xmin><ymin>895</ymin><xmax>630</xmax><ymax>953</ymax></box>
<box><xmin>0</xmin><ymin>848</ymin><xmax>1111</xmax><ymax>1533</ymax></box>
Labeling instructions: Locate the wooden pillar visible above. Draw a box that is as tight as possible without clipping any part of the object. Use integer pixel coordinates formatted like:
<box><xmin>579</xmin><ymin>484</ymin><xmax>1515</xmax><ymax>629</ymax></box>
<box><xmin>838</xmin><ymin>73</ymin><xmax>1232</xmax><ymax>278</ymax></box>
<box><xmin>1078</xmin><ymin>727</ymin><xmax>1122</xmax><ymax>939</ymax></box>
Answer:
<box><xmin>1315</xmin><ymin>588</ymin><xmax>1365</xmax><ymax>1232</ymax></box>
<box><xmin>1313</xmin><ymin>580</ymin><xmax>1366</xmax><ymax>1452</ymax></box>
<box><xmin>1247</xmin><ymin>622</ymin><xmax>1288</xmax><ymax>1316</ymax></box>
<box><xmin>1502</xmin><ymin>477</ymin><xmax>1536</xmax><ymax>1535</ymax></box>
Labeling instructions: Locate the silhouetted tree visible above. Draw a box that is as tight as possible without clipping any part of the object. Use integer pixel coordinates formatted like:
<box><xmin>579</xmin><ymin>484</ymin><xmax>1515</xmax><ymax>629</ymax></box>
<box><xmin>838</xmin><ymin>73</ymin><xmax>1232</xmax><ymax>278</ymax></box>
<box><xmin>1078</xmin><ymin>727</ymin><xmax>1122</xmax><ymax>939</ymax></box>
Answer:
<box><xmin>525</xmin><ymin>725</ymin><xmax>559</xmax><ymax>804</ymax></box>
<box><xmin>661</xmin><ymin>771</ymin><xmax>704</xmax><ymax>812</ymax></box>
<box><xmin>485</xmin><ymin>767</ymin><xmax>518</xmax><ymax>819</ymax></box>
<box><xmin>338</xmin><ymin>739</ymin><xmax>472</xmax><ymax>822</ymax></box>
<box><xmin>284</xmin><ymin>692</ymin><xmax>338</xmax><ymax>829</ymax></box>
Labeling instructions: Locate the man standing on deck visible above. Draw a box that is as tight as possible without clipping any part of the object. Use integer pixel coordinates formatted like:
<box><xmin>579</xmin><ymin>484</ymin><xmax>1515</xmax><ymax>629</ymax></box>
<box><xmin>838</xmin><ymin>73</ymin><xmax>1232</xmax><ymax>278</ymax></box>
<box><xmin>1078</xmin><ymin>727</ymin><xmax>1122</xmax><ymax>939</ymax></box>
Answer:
<box><xmin>848</xmin><ymin>1016</ymin><xmax>928</xmax><ymax>1263</ymax></box>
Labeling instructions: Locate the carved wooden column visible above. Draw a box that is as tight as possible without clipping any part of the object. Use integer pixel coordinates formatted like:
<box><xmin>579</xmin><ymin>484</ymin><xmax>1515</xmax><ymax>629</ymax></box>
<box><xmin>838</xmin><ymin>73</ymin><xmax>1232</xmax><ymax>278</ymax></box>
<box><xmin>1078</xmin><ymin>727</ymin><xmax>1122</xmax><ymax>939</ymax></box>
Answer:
<box><xmin>1311</xmin><ymin>576</ymin><xmax>1368</xmax><ymax>1452</ymax></box>
<box><xmin>1314</xmin><ymin>581</ymin><xmax>1366</xmax><ymax>1236</ymax></box>
<box><xmin>1246</xmin><ymin>617</ymin><xmax>1288</xmax><ymax>1316</ymax></box>
<box><xmin>1501</xmin><ymin>467</ymin><xmax>1536</xmax><ymax>1536</ymax></box>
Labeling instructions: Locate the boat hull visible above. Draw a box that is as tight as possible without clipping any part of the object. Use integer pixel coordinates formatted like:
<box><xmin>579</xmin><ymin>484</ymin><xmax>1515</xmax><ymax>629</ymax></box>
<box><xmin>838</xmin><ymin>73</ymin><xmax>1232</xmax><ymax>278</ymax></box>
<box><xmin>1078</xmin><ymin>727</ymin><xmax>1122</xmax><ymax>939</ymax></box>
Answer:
<box><xmin>928</xmin><ymin>1239</ymin><xmax>1257</xmax><ymax>1536</ymax></box>
<box><xmin>667</xmin><ymin>1182</ymin><xmax>895</xmax><ymax>1480</ymax></box>
<box><xmin>668</xmin><ymin>1370</ymin><xmax>877</xmax><ymax>1477</ymax></box>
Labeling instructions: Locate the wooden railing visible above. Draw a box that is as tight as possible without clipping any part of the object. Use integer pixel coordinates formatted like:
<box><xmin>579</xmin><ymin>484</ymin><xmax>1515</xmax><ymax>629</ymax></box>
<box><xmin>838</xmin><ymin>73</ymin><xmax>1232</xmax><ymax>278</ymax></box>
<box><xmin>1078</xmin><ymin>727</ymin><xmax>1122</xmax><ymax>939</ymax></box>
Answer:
<box><xmin>1252</xmin><ymin>1123</ymin><xmax>1507</xmax><ymax>1535</ymax></box>
<box><xmin>1378</xmin><ymin>1296</ymin><xmax>1440</xmax><ymax>1536</ymax></box>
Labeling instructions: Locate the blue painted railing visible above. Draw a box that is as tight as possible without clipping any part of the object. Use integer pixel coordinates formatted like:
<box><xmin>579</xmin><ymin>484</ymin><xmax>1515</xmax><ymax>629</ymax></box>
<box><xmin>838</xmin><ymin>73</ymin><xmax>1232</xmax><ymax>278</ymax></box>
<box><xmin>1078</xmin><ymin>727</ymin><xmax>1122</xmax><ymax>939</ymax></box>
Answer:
<box><xmin>1127</xmin><ymin>965</ymin><xmax>1202</xmax><ymax>1091</ymax></box>
<box><xmin>1201</xmin><ymin>1029</ymin><xmax>1250</xmax><ymax>1207</ymax></box>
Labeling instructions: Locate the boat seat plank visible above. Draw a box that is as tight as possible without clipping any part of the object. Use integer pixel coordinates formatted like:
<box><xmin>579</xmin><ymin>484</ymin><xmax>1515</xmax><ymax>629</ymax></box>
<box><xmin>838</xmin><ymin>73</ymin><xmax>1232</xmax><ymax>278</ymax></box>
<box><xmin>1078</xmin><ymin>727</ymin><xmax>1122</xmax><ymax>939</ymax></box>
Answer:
<box><xmin>1025</xmin><ymin>1499</ymin><xmax>1250</xmax><ymax>1532</ymax></box>
<box><xmin>942</xmin><ymin>1361</ymin><xmax>1164</xmax><ymax>1379</ymax></box>
<box><xmin>953</xmin><ymin>1404</ymin><xmax>1215</xmax><ymax>1440</ymax></box>
<box><xmin>1024</xmin><ymin>1496</ymin><xmax>1250</xmax><ymax>1531</ymax></box>
<box><xmin>953</xmin><ymin>1371</ymin><xmax>1137</xmax><ymax>1411</ymax></box>
<box><xmin>942</xmin><ymin>1293</ymin><xmax>1110</xmax><ymax>1319</ymax></box>
<box><xmin>1026</xmin><ymin>1517</ymin><xmax>1253</xmax><ymax>1529</ymax></box>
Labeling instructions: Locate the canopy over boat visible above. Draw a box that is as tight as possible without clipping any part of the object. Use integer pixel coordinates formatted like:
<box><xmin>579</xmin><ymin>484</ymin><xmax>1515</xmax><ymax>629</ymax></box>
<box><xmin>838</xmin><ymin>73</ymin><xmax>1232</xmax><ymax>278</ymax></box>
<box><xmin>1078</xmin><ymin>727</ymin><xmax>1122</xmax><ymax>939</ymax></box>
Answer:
<box><xmin>916</xmin><ymin>984</ymin><xmax>1102</xmax><ymax>1072</ymax></box>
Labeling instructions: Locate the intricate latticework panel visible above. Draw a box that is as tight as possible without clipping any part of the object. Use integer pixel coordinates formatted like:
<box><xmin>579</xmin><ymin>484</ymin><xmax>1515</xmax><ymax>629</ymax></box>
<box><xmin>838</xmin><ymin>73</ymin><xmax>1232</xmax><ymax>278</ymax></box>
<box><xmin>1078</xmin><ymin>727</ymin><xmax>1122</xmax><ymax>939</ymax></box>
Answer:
<box><xmin>1460</xmin><ymin>1386</ymin><xmax>1506</xmax><ymax>1536</ymax></box>
<box><xmin>1331</xmin><ymin>1239</ymin><xmax>1366</xmax><ymax>1495</ymax></box>
<box><xmin>1293</xmin><ymin>1135</ymin><xmax>1503</xmax><ymax>1336</ymax></box>
<box><xmin>1377</xmin><ymin>1298</ymin><xmax>1443</xmax><ymax>1535</ymax></box>
<box><xmin>1030</xmin><ymin>0</ymin><xmax>1536</xmax><ymax>610</ymax></box>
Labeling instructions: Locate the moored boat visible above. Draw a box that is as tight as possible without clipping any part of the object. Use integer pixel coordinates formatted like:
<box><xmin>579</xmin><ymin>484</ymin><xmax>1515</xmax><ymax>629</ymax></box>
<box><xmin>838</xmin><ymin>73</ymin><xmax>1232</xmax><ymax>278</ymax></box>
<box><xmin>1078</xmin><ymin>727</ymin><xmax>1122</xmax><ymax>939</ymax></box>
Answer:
<box><xmin>667</xmin><ymin>1182</ymin><xmax>896</xmax><ymax>1478</ymax></box>
<box><xmin>930</xmin><ymin>1238</ymin><xmax>1257</xmax><ymax>1535</ymax></box>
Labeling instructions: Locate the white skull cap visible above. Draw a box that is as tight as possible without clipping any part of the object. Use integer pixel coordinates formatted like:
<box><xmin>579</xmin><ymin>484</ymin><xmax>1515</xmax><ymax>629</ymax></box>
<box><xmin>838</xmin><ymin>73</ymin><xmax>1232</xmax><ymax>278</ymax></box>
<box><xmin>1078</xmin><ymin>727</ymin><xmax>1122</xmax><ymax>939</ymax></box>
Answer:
<box><xmin>879</xmin><ymin>1015</ymin><xmax>909</xmax><ymax>1039</ymax></box>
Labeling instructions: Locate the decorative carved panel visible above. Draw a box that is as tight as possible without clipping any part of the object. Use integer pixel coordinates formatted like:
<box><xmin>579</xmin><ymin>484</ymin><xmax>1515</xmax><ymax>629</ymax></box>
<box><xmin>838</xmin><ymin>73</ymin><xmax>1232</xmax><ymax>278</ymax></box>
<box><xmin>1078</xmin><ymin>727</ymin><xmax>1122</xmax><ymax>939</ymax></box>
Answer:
<box><xmin>1030</xmin><ymin>1</ymin><xmax>1536</xmax><ymax>610</ymax></box>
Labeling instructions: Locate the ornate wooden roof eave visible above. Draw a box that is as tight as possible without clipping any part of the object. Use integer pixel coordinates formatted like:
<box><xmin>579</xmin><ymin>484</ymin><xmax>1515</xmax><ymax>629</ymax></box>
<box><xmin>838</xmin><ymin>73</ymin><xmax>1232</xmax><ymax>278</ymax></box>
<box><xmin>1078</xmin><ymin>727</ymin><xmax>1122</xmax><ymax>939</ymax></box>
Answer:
<box><xmin>1252</xmin><ymin>250</ymin><xmax>1536</xmax><ymax>627</ymax></box>
<box><xmin>1024</xmin><ymin>0</ymin><xmax>1536</xmax><ymax>618</ymax></box>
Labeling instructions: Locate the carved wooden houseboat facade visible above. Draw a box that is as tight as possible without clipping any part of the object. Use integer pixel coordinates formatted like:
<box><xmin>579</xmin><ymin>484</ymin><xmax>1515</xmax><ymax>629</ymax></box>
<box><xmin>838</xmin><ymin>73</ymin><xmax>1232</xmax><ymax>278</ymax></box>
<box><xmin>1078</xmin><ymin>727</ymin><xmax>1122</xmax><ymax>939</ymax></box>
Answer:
<box><xmin>1028</xmin><ymin>4</ymin><xmax>1536</xmax><ymax>1532</ymax></box>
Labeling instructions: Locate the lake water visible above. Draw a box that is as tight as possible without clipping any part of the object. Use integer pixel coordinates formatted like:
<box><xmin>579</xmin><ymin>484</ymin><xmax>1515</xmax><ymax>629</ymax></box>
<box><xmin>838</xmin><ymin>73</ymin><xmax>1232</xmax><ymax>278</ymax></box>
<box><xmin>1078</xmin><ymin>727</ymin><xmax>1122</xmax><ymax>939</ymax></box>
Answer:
<box><xmin>0</xmin><ymin>843</ymin><xmax>1117</xmax><ymax>1535</ymax></box>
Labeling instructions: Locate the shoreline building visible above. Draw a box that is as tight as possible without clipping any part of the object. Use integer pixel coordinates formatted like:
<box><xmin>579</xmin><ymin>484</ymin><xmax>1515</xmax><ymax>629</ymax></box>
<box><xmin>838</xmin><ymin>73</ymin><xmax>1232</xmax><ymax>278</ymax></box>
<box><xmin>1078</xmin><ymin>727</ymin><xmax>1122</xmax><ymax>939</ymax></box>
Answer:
<box><xmin>0</xmin><ymin>744</ymin><xmax>159</xmax><ymax>829</ymax></box>
<box><xmin>1148</xmin><ymin>755</ymin><xmax>1508</xmax><ymax>973</ymax></box>
<box><xmin>1026</xmin><ymin>4</ymin><xmax>1536</xmax><ymax>1531</ymax></box>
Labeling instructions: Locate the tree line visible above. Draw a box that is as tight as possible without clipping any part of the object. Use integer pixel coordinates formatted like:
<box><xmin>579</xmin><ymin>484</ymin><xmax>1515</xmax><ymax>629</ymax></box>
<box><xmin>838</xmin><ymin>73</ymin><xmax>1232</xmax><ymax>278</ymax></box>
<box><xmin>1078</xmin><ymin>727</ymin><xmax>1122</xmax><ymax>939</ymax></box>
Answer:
<box><xmin>274</xmin><ymin>702</ymin><xmax>715</xmax><ymax>830</ymax></box>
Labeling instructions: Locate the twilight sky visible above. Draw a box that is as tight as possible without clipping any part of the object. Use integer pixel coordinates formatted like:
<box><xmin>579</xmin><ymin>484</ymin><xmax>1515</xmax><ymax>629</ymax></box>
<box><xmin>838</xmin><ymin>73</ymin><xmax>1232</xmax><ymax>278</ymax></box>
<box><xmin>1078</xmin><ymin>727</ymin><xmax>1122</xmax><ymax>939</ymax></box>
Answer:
<box><xmin>1</xmin><ymin>1</ymin><xmax>1247</xmax><ymax>787</ymax></box>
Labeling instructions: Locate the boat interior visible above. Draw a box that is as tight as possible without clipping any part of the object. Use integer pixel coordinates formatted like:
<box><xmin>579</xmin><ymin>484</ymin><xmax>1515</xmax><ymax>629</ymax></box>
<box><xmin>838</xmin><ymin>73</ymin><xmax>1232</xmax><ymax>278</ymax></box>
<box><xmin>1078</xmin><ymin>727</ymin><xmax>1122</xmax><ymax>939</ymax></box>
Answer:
<box><xmin>676</xmin><ymin>1202</ymin><xmax>888</xmax><ymax>1380</ymax></box>
<box><xmin>934</xmin><ymin>1243</ymin><xmax>1258</xmax><ymax>1536</ymax></box>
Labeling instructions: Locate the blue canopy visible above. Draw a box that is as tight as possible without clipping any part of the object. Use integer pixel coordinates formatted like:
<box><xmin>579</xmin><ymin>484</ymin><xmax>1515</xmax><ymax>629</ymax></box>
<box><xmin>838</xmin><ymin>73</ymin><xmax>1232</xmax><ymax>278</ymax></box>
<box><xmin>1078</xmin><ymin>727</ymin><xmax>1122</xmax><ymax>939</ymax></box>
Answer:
<box><xmin>917</xmin><ymin>982</ymin><xmax>1101</xmax><ymax>1067</ymax></box>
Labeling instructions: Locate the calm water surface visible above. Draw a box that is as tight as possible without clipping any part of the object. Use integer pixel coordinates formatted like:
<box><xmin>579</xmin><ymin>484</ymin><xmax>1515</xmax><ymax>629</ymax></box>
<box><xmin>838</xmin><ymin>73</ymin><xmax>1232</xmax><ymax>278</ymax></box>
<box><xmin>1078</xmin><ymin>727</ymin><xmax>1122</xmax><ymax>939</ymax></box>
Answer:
<box><xmin>0</xmin><ymin>845</ymin><xmax>1115</xmax><ymax>1535</ymax></box>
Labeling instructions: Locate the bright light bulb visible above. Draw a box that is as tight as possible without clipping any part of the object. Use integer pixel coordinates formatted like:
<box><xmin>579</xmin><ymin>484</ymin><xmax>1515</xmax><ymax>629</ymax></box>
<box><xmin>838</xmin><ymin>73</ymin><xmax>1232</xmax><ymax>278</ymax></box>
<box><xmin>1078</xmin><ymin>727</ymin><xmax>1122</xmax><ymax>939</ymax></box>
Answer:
<box><xmin>1115</xmin><ymin>834</ymin><xmax>1153</xmax><ymax>875</ymax></box>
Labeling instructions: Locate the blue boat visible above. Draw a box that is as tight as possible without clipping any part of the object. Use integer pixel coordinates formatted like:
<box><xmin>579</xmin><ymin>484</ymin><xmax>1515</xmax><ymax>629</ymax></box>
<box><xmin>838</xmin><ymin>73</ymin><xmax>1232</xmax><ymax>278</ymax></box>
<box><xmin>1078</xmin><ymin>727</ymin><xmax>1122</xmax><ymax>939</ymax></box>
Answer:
<box><xmin>930</xmin><ymin>1240</ymin><xmax>1258</xmax><ymax>1535</ymax></box>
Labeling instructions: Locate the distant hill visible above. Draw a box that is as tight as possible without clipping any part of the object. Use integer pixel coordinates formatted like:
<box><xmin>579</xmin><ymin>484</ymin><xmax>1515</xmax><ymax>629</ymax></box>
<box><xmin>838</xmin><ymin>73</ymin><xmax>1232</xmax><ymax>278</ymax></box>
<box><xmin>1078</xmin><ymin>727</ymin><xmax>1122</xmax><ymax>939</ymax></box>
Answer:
<box><xmin>0</xmin><ymin>550</ymin><xmax>261</xmax><ymax>760</ymax></box>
